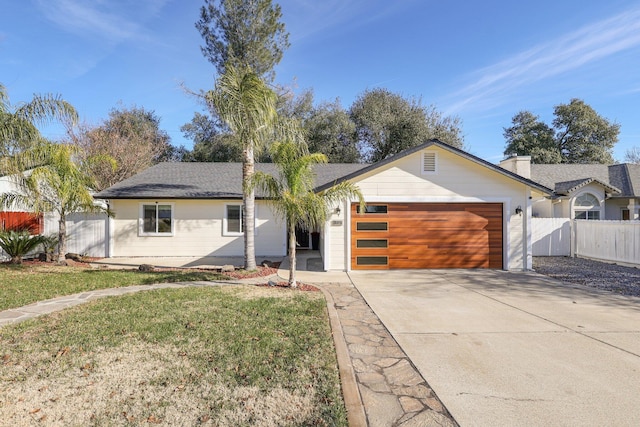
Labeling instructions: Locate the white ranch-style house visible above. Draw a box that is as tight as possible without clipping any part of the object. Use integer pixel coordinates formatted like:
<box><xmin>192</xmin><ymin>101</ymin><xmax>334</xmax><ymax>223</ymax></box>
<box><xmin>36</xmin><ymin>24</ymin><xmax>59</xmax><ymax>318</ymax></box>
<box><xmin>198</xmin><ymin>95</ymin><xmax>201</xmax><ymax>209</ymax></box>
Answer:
<box><xmin>95</xmin><ymin>140</ymin><xmax>554</xmax><ymax>271</ymax></box>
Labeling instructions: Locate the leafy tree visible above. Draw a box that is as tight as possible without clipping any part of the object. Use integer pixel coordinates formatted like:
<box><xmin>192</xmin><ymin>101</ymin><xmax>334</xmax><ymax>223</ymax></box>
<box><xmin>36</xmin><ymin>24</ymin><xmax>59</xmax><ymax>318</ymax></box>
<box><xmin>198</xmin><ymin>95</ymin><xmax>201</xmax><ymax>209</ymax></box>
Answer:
<box><xmin>503</xmin><ymin>99</ymin><xmax>619</xmax><ymax>164</ymax></box>
<box><xmin>0</xmin><ymin>230</ymin><xmax>46</xmax><ymax>264</ymax></box>
<box><xmin>306</xmin><ymin>99</ymin><xmax>359</xmax><ymax>163</ymax></box>
<box><xmin>503</xmin><ymin>111</ymin><xmax>560</xmax><ymax>163</ymax></box>
<box><xmin>69</xmin><ymin>106</ymin><xmax>174</xmax><ymax>191</ymax></box>
<box><xmin>0</xmin><ymin>142</ymin><xmax>110</xmax><ymax>263</ymax></box>
<box><xmin>350</xmin><ymin>88</ymin><xmax>464</xmax><ymax>163</ymax></box>
<box><xmin>0</xmin><ymin>83</ymin><xmax>77</xmax><ymax>161</ymax></box>
<box><xmin>252</xmin><ymin>139</ymin><xmax>364</xmax><ymax>287</ymax></box>
<box><xmin>207</xmin><ymin>65</ymin><xmax>278</xmax><ymax>270</ymax></box>
<box><xmin>196</xmin><ymin>0</ymin><xmax>289</xmax><ymax>81</ymax></box>
<box><xmin>624</xmin><ymin>146</ymin><xmax>640</xmax><ymax>164</ymax></box>
<box><xmin>181</xmin><ymin>112</ymin><xmax>243</xmax><ymax>162</ymax></box>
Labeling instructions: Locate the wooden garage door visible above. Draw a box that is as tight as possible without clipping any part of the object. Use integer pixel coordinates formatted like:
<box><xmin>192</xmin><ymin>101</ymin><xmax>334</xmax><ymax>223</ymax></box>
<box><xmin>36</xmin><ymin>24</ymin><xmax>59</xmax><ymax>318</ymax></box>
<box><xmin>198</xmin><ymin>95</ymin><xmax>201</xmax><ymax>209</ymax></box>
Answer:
<box><xmin>351</xmin><ymin>203</ymin><xmax>503</xmax><ymax>270</ymax></box>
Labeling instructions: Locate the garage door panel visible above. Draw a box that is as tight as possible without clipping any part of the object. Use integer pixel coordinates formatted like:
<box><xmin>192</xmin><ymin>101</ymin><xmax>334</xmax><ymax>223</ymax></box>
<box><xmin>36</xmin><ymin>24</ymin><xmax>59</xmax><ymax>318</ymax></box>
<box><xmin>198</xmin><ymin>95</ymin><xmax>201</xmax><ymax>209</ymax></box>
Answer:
<box><xmin>388</xmin><ymin>233</ymin><xmax>490</xmax><ymax>246</ymax></box>
<box><xmin>351</xmin><ymin>203</ymin><xmax>503</xmax><ymax>270</ymax></box>
<box><xmin>390</xmin><ymin>256</ymin><xmax>490</xmax><ymax>269</ymax></box>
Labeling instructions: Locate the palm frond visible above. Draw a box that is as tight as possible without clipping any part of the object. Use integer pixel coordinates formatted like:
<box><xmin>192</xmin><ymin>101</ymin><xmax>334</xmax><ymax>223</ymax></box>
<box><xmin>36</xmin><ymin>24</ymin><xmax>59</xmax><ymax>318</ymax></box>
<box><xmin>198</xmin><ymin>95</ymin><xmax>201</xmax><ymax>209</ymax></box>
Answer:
<box><xmin>14</xmin><ymin>93</ymin><xmax>78</xmax><ymax>128</ymax></box>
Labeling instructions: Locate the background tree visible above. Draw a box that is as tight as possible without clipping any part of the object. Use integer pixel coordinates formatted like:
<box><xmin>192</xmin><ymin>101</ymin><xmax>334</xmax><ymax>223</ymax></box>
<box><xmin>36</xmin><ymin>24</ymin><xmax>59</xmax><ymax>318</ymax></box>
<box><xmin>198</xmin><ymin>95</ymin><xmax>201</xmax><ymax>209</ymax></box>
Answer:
<box><xmin>196</xmin><ymin>0</ymin><xmax>289</xmax><ymax>81</ymax></box>
<box><xmin>70</xmin><ymin>106</ymin><xmax>175</xmax><ymax>191</ymax></box>
<box><xmin>503</xmin><ymin>111</ymin><xmax>560</xmax><ymax>163</ymax></box>
<box><xmin>305</xmin><ymin>99</ymin><xmax>359</xmax><ymax>163</ymax></box>
<box><xmin>0</xmin><ymin>83</ymin><xmax>77</xmax><ymax>162</ymax></box>
<box><xmin>350</xmin><ymin>88</ymin><xmax>464</xmax><ymax>163</ymax></box>
<box><xmin>181</xmin><ymin>112</ymin><xmax>242</xmax><ymax>162</ymax></box>
<box><xmin>0</xmin><ymin>142</ymin><xmax>110</xmax><ymax>263</ymax></box>
<box><xmin>208</xmin><ymin>65</ymin><xmax>278</xmax><ymax>270</ymax></box>
<box><xmin>624</xmin><ymin>146</ymin><xmax>640</xmax><ymax>164</ymax></box>
<box><xmin>503</xmin><ymin>99</ymin><xmax>619</xmax><ymax>164</ymax></box>
<box><xmin>252</xmin><ymin>139</ymin><xmax>364</xmax><ymax>287</ymax></box>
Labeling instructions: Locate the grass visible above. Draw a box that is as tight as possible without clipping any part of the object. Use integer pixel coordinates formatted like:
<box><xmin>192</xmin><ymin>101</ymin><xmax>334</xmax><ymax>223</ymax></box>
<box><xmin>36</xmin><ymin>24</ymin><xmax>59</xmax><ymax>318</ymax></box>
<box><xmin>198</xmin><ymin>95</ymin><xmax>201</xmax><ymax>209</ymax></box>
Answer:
<box><xmin>0</xmin><ymin>264</ymin><xmax>229</xmax><ymax>311</ymax></box>
<box><xmin>0</xmin><ymin>285</ymin><xmax>347</xmax><ymax>426</ymax></box>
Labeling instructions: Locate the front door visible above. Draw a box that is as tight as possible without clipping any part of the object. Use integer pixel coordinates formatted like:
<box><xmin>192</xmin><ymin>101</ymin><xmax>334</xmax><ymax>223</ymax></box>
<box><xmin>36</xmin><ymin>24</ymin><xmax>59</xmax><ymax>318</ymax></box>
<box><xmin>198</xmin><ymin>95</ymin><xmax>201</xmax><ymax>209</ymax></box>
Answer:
<box><xmin>295</xmin><ymin>226</ymin><xmax>310</xmax><ymax>249</ymax></box>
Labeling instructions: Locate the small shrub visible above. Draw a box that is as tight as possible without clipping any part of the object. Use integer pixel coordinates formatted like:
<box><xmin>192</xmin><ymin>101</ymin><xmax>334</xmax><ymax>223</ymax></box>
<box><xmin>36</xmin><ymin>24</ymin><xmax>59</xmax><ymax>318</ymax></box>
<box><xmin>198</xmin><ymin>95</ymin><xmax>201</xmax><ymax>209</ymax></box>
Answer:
<box><xmin>0</xmin><ymin>230</ymin><xmax>47</xmax><ymax>264</ymax></box>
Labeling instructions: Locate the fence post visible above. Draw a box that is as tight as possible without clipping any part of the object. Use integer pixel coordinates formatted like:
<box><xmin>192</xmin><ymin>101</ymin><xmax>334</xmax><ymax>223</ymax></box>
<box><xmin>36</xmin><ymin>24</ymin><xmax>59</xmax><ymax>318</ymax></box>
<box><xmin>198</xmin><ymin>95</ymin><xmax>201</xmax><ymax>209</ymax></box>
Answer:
<box><xmin>570</xmin><ymin>219</ymin><xmax>576</xmax><ymax>258</ymax></box>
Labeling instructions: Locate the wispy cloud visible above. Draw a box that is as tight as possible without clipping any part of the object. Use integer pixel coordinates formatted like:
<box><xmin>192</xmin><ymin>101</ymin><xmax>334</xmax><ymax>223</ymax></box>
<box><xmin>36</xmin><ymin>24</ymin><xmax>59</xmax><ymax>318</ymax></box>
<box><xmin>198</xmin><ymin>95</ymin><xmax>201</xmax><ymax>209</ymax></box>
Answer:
<box><xmin>444</xmin><ymin>6</ymin><xmax>640</xmax><ymax>114</ymax></box>
<box><xmin>282</xmin><ymin>0</ymin><xmax>417</xmax><ymax>43</ymax></box>
<box><xmin>35</xmin><ymin>0</ymin><xmax>170</xmax><ymax>44</ymax></box>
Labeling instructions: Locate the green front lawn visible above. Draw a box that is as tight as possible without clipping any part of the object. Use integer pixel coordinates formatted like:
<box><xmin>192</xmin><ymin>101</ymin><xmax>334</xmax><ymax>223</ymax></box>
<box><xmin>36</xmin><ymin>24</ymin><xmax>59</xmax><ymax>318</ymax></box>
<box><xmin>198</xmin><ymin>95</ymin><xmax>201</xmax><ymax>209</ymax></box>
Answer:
<box><xmin>0</xmin><ymin>285</ymin><xmax>347</xmax><ymax>426</ymax></box>
<box><xmin>0</xmin><ymin>264</ymin><xmax>228</xmax><ymax>311</ymax></box>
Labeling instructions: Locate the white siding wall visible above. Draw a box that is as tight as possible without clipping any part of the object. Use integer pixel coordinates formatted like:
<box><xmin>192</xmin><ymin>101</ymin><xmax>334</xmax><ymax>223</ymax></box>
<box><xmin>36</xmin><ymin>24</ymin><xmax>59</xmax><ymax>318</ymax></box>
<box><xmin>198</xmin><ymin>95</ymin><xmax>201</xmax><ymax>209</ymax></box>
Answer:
<box><xmin>326</xmin><ymin>200</ymin><xmax>347</xmax><ymax>270</ymax></box>
<box><xmin>329</xmin><ymin>147</ymin><xmax>532</xmax><ymax>271</ymax></box>
<box><xmin>110</xmin><ymin>199</ymin><xmax>286</xmax><ymax>257</ymax></box>
<box><xmin>531</xmin><ymin>195</ymin><xmax>554</xmax><ymax>218</ymax></box>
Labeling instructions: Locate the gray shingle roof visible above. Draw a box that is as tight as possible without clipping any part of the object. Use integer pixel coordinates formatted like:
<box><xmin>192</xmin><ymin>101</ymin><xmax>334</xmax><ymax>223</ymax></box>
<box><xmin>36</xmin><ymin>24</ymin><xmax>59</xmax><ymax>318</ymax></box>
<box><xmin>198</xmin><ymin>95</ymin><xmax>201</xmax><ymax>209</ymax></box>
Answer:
<box><xmin>530</xmin><ymin>164</ymin><xmax>639</xmax><ymax>197</ymax></box>
<box><xmin>94</xmin><ymin>162</ymin><xmax>369</xmax><ymax>199</ymax></box>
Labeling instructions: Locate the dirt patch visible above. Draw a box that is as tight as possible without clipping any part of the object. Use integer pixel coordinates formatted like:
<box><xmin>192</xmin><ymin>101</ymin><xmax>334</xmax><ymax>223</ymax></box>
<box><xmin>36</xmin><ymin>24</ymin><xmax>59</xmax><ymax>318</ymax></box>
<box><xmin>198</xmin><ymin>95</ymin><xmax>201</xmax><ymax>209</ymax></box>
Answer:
<box><xmin>256</xmin><ymin>281</ymin><xmax>320</xmax><ymax>292</ymax></box>
<box><xmin>533</xmin><ymin>256</ymin><xmax>640</xmax><ymax>297</ymax></box>
<box><xmin>1</xmin><ymin>341</ymin><xmax>316</xmax><ymax>426</ymax></box>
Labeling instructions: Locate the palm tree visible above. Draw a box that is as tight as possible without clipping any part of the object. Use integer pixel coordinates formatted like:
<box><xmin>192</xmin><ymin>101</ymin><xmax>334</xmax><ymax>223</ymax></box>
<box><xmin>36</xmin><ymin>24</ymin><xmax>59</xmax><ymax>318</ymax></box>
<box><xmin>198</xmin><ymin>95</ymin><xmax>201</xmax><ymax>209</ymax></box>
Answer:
<box><xmin>207</xmin><ymin>65</ymin><xmax>277</xmax><ymax>270</ymax></box>
<box><xmin>252</xmin><ymin>139</ymin><xmax>365</xmax><ymax>287</ymax></box>
<box><xmin>0</xmin><ymin>83</ymin><xmax>78</xmax><ymax>162</ymax></box>
<box><xmin>0</xmin><ymin>142</ymin><xmax>111</xmax><ymax>263</ymax></box>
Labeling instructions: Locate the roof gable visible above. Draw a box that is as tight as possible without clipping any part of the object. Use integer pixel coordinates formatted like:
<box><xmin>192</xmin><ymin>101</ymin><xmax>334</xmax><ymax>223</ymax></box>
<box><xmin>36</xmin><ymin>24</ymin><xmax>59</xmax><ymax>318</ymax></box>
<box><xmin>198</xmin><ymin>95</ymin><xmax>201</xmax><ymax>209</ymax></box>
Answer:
<box><xmin>314</xmin><ymin>139</ymin><xmax>554</xmax><ymax>194</ymax></box>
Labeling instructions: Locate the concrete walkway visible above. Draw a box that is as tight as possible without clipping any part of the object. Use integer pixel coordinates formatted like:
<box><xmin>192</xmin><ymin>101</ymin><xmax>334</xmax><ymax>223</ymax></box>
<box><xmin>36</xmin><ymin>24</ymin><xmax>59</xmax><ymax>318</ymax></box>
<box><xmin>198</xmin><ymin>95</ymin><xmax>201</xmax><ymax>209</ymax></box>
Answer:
<box><xmin>349</xmin><ymin>269</ymin><xmax>640</xmax><ymax>427</ymax></box>
<box><xmin>0</xmin><ymin>254</ymin><xmax>456</xmax><ymax>427</ymax></box>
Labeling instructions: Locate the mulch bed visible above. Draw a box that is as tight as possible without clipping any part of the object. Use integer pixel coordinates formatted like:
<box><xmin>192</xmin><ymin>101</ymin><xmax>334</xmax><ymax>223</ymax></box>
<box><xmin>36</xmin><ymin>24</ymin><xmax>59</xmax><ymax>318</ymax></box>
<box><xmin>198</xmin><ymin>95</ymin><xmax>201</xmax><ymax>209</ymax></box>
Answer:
<box><xmin>256</xmin><ymin>281</ymin><xmax>320</xmax><ymax>292</ymax></box>
<box><xmin>6</xmin><ymin>258</ymin><xmax>319</xmax><ymax>291</ymax></box>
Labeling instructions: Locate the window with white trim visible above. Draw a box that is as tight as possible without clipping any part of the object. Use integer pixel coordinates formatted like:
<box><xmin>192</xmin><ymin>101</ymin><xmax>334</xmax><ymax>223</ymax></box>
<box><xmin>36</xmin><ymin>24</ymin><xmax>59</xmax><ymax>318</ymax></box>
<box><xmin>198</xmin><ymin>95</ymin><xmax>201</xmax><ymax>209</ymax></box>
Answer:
<box><xmin>140</xmin><ymin>203</ymin><xmax>173</xmax><ymax>235</ymax></box>
<box><xmin>573</xmin><ymin>193</ymin><xmax>601</xmax><ymax>220</ymax></box>
<box><xmin>224</xmin><ymin>204</ymin><xmax>243</xmax><ymax>235</ymax></box>
<box><xmin>223</xmin><ymin>204</ymin><xmax>258</xmax><ymax>236</ymax></box>
<box><xmin>422</xmin><ymin>152</ymin><xmax>437</xmax><ymax>174</ymax></box>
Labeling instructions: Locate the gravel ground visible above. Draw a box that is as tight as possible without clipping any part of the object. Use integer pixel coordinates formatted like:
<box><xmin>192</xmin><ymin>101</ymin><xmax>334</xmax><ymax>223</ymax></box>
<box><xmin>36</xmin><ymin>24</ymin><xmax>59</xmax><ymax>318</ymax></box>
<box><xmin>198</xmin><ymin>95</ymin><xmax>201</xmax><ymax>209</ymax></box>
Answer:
<box><xmin>533</xmin><ymin>256</ymin><xmax>640</xmax><ymax>297</ymax></box>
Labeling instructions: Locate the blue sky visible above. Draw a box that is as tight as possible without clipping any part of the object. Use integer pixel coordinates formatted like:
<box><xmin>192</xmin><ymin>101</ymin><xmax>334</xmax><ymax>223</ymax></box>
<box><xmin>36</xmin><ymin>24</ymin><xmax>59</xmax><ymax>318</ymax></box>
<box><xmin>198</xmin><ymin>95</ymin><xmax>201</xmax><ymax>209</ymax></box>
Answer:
<box><xmin>2</xmin><ymin>0</ymin><xmax>640</xmax><ymax>163</ymax></box>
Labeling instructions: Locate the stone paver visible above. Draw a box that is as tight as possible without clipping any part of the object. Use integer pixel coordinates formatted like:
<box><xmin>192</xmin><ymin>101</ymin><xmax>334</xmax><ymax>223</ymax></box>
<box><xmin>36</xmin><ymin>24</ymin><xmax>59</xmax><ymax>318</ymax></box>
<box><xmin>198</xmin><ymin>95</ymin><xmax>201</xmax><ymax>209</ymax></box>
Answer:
<box><xmin>320</xmin><ymin>281</ymin><xmax>457</xmax><ymax>427</ymax></box>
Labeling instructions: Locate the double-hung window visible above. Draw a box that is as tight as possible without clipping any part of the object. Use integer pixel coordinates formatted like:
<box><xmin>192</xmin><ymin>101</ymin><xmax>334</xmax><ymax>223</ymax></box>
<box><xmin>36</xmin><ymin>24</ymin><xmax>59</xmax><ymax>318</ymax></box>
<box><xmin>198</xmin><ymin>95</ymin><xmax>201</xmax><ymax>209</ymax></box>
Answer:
<box><xmin>140</xmin><ymin>203</ymin><xmax>173</xmax><ymax>235</ymax></box>
<box><xmin>225</xmin><ymin>204</ymin><xmax>243</xmax><ymax>235</ymax></box>
<box><xmin>223</xmin><ymin>204</ymin><xmax>257</xmax><ymax>236</ymax></box>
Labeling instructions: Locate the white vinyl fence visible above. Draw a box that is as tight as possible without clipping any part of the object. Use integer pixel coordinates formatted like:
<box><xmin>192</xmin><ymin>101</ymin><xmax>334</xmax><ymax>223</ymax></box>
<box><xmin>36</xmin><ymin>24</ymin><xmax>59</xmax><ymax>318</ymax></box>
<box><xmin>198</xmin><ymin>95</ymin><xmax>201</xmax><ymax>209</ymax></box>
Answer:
<box><xmin>532</xmin><ymin>218</ymin><xmax>640</xmax><ymax>267</ymax></box>
<box><xmin>44</xmin><ymin>212</ymin><xmax>109</xmax><ymax>258</ymax></box>
<box><xmin>574</xmin><ymin>220</ymin><xmax>640</xmax><ymax>266</ymax></box>
<box><xmin>532</xmin><ymin>218</ymin><xmax>571</xmax><ymax>256</ymax></box>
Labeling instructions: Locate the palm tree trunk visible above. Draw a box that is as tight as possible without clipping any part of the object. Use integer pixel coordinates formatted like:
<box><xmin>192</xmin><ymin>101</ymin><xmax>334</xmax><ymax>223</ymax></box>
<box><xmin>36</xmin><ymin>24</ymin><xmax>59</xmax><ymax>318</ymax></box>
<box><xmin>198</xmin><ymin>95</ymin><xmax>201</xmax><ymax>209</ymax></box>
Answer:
<box><xmin>243</xmin><ymin>145</ymin><xmax>257</xmax><ymax>271</ymax></box>
<box><xmin>288</xmin><ymin>224</ymin><xmax>297</xmax><ymax>288</ymax></box>
<box><xmin>57</xmin><ymin>214</ymin><xmax>66</xmax><ymax>263</ymax></box>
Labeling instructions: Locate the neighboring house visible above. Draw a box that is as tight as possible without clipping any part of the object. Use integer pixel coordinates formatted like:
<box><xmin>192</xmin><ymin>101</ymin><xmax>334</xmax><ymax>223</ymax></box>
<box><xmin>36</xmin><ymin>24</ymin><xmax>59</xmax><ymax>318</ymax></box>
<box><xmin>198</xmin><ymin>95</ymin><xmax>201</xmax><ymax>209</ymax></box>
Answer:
<box><xmin>95</xmin><ymin>140</ymin><xmax>553</xmax><ymax>271</ymax></box>
<box><xmin>499</xmin><ymin>156</ymin><xmax>640</xmax><ymax>221</ymax></box>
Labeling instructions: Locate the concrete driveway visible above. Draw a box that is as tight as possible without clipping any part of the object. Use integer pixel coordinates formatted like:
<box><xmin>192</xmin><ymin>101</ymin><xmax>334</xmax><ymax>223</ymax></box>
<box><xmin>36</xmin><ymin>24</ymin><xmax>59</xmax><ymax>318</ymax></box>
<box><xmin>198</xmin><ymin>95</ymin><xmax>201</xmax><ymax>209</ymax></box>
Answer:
<box><xmin>348</xmin><ymin>269</ymin><xmax>640</xmax><ymax>427</ymax></box>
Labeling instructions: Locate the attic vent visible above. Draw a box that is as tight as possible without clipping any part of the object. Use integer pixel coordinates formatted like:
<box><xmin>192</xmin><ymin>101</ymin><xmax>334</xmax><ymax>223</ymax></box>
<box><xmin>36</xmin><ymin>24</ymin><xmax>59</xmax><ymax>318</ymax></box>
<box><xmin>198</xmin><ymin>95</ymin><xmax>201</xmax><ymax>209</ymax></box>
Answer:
<box><xmin>422</xmin><ymin>152</ymin><xmax>437</xmax><ymax>174</ymax></box>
